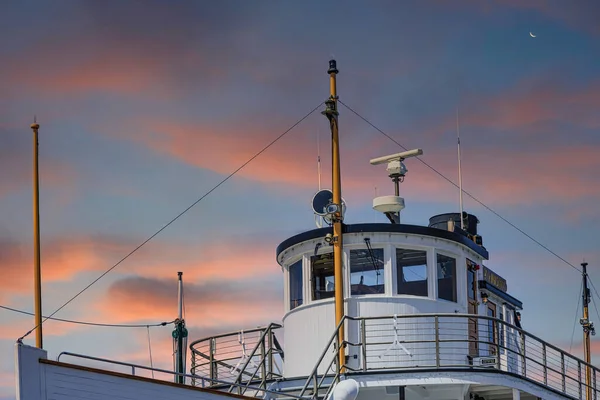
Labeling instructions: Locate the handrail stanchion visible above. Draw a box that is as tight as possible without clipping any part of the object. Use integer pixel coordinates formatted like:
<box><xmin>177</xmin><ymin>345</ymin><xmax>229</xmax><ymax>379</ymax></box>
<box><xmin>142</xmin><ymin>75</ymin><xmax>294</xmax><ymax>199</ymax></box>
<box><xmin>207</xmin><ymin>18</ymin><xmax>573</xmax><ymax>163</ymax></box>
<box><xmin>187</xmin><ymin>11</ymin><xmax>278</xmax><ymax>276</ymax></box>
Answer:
<box><xmin>435</xmin><ymin>316</ymin><xmax>440</xmax><ymax>368</ymax></box>
<box><xmin>361</xmin><ymin>318</ymin><xmax>367</xmax><ymax>372</ymax></box>
<box><xmin>542</xmin><ymin>342</ymin><xmax>547</xmax><ymax>385</ymax></box>
<box><xmin>561</xmin><ymin>352</ymin><xmax>566</xmax><ymax>393</ymax></box>
<box><xmin>210</xmin><ymin>338</ymin><xmax>216</xmax><ymax>384</ymax></box>
<box><xmin>580</xmin><ymin>361</ymin><xmax>584</xmax><ymax>399</ymax></box>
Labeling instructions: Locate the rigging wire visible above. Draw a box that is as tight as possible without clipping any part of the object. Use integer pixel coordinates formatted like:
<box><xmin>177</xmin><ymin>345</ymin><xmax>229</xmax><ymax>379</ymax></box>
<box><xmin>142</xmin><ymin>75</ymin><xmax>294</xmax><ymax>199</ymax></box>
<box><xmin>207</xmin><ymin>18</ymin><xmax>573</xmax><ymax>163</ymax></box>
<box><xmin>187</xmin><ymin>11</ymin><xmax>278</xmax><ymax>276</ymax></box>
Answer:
<box><xmin>338</xmin><ymin>100</ymin><xmax>583</xmax><ymax>275</ymax></box>
<box><xmin>16</xmin><ymin>101</ymin><xmax>325</xmax><ymax>343</ymax></box>
<box><xmin>1</xmin><ymin>304</ymin><xmax>173</xmax><ymax>328</ymax></box>
<box><xmin>147</xmin><ymin>326</ymin><xmax>155</xmax><ymax>378</ymax></box>
<box><xmin>569</xmin><ymin>282</ymin><xmax>583</xmax><ymax>354</ymax></box>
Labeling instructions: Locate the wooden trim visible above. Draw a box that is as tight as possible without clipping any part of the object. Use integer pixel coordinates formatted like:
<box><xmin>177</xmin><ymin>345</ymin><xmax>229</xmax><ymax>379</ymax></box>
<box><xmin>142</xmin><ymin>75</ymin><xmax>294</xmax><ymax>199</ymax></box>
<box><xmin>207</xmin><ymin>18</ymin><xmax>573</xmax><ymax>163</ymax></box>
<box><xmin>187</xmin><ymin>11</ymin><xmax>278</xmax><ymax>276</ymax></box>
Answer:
<box><xmin>39</xmin><ymin>359</ymin><xmax>255</xmax><ymax>399</ymax></box>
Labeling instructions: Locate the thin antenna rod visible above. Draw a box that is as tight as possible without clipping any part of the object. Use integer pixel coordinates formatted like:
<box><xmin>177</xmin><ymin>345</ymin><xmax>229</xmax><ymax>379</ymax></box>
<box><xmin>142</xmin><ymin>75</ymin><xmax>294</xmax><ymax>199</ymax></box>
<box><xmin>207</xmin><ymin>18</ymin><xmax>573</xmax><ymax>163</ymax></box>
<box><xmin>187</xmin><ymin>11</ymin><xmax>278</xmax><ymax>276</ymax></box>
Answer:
<box><xmin>456</xmin><ymin>108</ymin><xmax>465</xmax><ymax>230</ymax></box>
<box><xmin>317</xmin><ymin>128</ymin><xmax>322</xmax><ymax>190</ymax></box>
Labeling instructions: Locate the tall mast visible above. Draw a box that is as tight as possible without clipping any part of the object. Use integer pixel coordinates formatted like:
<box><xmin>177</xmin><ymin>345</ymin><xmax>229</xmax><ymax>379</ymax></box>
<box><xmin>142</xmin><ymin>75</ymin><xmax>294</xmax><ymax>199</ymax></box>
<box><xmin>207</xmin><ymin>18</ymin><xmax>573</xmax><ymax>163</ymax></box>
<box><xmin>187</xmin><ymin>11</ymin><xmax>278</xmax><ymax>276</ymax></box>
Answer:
<box><xmin>322</xmin><ymin>59</ymin><xmax>345</xmax><ymax>371</ymax></box>
<box><xmin>30</xmin><ymin>118</ymin><xmax>43</xmax><ymax>349</ymax></box>
<box><xmin>173</xmin><ymin>272</ymin><xmax>188</xmax><ymax>384</ymax></box>
<box><xmin>580</xmin><ymin>262</ymin><xmax>594</xmax><ymax>400</ymax></box>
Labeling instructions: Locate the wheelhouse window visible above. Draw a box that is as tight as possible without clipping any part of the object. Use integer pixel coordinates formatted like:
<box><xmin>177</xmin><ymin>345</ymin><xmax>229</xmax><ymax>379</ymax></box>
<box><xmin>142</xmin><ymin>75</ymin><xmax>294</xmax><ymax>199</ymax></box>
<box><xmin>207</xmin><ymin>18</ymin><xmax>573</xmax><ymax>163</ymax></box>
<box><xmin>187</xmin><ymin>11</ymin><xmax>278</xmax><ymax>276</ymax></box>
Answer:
<box><xmin>467</xmin><ymin>259</ymin><xmax>477</xmax><ymax>301</ymax></box>
<box><xmin>289</xmin><ymin>260</ymin><xmax>303</xmax><ymax>310</ymax></box>
<box><xmin>350</xmin><ymin>248</ymin><xmax>384</xmax><ymax>295</ymax></box>
<box><xmin>311</xmin><ymin>253</ymin><xmax>335</xmax><ymax>300</ymax></box>
<box><xmin>437</xmin><ymin>254</ymin><xmax>457</xmax><ymax>302</ymax></box>
<box><xmin>396</xmin><ymin>249</ymin><xmax>428</xmax><ymax>296</ymax></box>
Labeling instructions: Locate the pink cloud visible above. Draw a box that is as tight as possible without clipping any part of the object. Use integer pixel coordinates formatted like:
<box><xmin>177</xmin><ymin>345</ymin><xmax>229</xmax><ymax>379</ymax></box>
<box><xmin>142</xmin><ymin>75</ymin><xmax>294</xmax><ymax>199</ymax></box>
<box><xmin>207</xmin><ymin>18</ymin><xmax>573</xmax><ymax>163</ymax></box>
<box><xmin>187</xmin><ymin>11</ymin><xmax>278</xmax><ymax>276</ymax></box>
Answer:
<box><xmin>94</xmin><ymin>275</ymin><xmax>283</xmax><ymax>328</ymax></box>
<box><xmin>123</xmin><ymin>113</ymin><xmax>600</xmax><ymax>213</ymax></box>
<box><xmin>0</xmin><ymin>234</ymin><xmax>281</xmax><ymax>303</ymax></box>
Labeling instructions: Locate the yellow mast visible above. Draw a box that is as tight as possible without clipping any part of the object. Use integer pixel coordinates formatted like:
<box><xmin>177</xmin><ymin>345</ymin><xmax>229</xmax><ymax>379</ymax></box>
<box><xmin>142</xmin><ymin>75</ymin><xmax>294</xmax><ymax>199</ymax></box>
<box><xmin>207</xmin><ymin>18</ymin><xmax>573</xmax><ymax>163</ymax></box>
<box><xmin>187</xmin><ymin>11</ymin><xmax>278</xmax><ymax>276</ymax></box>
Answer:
<box><xmin>322</xmin><ymin>59</ymin><xmax>345</xmax><ymax>371</ymax></box>
<box><xmin>30</xmin><ymin>119</ymin><xmax>43</xmax><ymax>349</ymax></box>
<box><xmin>581</xmin><ymin>262</ymin><xmax>594</xmax><ymax>400</ymax></box>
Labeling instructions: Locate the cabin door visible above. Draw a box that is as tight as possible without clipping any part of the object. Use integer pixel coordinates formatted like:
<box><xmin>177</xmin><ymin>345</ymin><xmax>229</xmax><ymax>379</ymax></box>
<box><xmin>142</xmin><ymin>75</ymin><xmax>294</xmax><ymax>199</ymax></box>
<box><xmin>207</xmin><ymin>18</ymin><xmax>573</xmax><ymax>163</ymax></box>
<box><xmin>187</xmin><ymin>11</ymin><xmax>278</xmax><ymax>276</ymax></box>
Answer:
<box><xmin>466</xmin><ymin>260</ymin><xmax>478</xmax><ymax>356</ymax></box>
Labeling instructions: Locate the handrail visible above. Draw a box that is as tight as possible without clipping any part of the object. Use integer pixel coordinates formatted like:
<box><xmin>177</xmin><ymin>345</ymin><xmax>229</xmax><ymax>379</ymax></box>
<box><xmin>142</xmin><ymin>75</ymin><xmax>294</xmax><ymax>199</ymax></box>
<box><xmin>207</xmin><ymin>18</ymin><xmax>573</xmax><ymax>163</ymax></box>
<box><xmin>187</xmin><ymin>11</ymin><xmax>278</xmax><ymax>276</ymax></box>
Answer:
<box><xmin>189</xmin><ymin>323</ymin><xmax>282</xmax><ymax>347</ymax></box>
<box><xmin>190</xmin><ymin>322</ymin><xmax>284</xmax><ymax>392</ymax></box>
<box><xmin>186</xmin><ymin>313</ymin><xmax>599</xmax><ymax>399</ymax></box>
<box><xmin>55</xmin><ymin>351</ymin><xmax>304</xmax><ymax>399</ymax></box>
<box><xmin>229</xmin><ymin>324</ymin><xmax>279</xmax><ymax>394</ymax></box>
<box><xmin>298</xmin><ymin>316</ymin><xmax>346</xmax><ymax>398</ymax></box>
<box><xmin>347</xmin><ymin>313</ymin><xmax>599</xmax><ymax>372</ymax></box>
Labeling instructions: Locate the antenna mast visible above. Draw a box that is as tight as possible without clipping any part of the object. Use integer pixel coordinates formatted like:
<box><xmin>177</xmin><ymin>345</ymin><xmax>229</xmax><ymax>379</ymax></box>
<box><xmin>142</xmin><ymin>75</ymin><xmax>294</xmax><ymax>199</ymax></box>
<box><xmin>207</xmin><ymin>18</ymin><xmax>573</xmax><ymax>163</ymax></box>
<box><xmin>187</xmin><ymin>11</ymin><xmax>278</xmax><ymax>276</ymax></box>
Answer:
<box><xmin>322</xmin><ymin>59</ymin><xmax>345</xmax><ymax>372</ymax></box>
<box><xmin>173</xmin><ymin>272</ymin><xmax>188</xmax><ymax>384</ymax></box>
<box><xmin>456</xmin><ymin>108</ymin><xmax>465</xmax><ymax>230</ymax></box>
<box><xmin>580</xmin><ymin>262</ymin><xmax>595</xmax><ymax>400</ymax></box>
<box><xmin>317</xmin><ymin>128</ymin><xmax>322</xmax><ymax>190</ymax></box>
<box><xmin>30</xmin><ymin>118</ymin><xmax>43</xmax><ymax>349</ymax></box>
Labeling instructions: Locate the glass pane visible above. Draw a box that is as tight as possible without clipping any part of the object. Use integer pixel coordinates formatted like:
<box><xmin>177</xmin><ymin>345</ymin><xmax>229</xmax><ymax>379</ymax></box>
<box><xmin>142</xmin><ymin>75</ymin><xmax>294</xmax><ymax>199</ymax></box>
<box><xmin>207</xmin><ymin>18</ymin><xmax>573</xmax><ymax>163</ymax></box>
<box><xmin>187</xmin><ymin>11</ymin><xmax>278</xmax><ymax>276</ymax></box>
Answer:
<box><xmin>396</xmin><ymin>248</ymin><xmax>428</xmax><ymax>296</ymax></box>
<box><xmin>311</xmin><ymin>253</ymin><xmax>335</xmax><ymax>300</ymax></box>
<box><xmin>350</xmin><ymin>248</ymin><xmax>384</xmax><ymax>295</ymax></box>
<box><xmin>467</xmin><ymin>269</ymin><xmax>476</xmax><ymax>300</ymax></box>
<box><xmin>437</xmin><ymin>254</ymin><xmax>457</xmax><ymax>302</ymax></box>
<box><xmin>289</xmin><ymin>260</ymin><xmax>303</xmax><ymax>310</ymax></box>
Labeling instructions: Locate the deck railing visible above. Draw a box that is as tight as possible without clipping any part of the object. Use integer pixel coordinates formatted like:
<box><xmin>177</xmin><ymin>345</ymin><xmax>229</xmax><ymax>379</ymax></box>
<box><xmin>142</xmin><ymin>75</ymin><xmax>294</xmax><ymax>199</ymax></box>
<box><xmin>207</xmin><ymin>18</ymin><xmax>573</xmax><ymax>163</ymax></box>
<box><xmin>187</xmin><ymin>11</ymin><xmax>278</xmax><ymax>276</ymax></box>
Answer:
<box><xmin>189</xmin><ymin>322</ymin><xmax>284</xmax><ymax>395</ymax></box>
<box><xmin>188</xmin><ymin>314</ymin><xmax>599</xmax><ymax>399</ymax></box>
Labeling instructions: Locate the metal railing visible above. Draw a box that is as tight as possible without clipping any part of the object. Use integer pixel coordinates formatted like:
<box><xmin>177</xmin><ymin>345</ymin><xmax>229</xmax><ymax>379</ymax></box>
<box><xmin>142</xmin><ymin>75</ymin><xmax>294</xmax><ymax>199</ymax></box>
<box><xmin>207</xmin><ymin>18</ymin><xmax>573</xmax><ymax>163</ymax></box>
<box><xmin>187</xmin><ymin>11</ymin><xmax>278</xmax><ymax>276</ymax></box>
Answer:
<box><xmin>344</xmin><ymin>314</ymin><xmax>598</xmax><ymax>399</ymax></box>
<box><xmin>182</xmin><ymin>314</ymin><xmax>600</xmax><ymax>399</ymax></box>
<box><xmin>189</xmin><ymin>323</ymin><xmax>284</xmax><ymax>396</ymax></box>
<box><xmin>56</xmin><ymin>351</ymin><xmax>302</xmax><ymax>399</ymax></box>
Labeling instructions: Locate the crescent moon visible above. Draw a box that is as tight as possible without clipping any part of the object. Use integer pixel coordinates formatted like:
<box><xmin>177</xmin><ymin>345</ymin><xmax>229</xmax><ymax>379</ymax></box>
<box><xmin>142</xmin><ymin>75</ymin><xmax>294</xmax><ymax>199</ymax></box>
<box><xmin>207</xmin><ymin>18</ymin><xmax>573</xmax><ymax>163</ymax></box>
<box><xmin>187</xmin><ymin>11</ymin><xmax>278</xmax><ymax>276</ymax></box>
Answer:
<box><xmin>530</xmin><ymin>32</ymin><xmax>536</xmax><ymax>38</ymax></box>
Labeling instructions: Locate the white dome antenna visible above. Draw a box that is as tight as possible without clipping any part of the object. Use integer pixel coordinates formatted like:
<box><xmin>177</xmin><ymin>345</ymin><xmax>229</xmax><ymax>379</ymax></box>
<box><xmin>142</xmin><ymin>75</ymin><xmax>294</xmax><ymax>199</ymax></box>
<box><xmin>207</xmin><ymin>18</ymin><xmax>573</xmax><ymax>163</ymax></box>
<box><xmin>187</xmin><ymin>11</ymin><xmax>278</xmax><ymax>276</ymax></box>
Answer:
<box><xmin>369</xmin><ymin>148</ymin><xmax>423</xmax><ymax>224</ymax></box>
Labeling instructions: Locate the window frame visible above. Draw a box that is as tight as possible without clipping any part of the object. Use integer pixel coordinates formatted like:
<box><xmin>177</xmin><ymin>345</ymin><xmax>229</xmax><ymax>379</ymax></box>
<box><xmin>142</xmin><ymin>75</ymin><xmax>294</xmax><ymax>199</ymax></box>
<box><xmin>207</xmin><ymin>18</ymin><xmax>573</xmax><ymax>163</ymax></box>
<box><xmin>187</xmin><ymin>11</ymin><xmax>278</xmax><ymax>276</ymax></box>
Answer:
<box><xmin>288</xmin><ymin>258</ymin><xmax>304</xmax><ymax>311</ymax></box>
<box><xmin>349</xmin><ymin>247</ymin><xmax>386</xmax><ymax>297</ymax></box>
<box><xmin>435</xmin><ymin>252</ymin><xmax>458</xmax><ymax>303</ymax></box>
<box><xmin>394</xmin><ymin>247</ymin><xmax>429</xmax><ymax>298</ymax></box>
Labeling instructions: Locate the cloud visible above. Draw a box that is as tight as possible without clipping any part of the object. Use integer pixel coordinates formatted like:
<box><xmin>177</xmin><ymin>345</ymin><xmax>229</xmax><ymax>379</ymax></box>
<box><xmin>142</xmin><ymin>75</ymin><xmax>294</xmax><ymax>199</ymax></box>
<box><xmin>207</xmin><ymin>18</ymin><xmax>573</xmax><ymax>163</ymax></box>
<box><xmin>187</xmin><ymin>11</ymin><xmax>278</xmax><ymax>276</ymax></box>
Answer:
<box><xmin>120</xmin><ymin>111</ymin><xmax>600</xmax><ymax>214</ymax></box>
<box><xmin>0</xmin><ymin>128</ymin><xmax>77</xmax><ymax>199</ymax></box>
<box><xmin>0</xmin><ymin>233</ymin><xmax>281</xmax><ymax>303</ymax></box>
<box><xmin>96</xmin><ymin>275</ymin><xmax>283</xmax><ymax>328</ymax></box>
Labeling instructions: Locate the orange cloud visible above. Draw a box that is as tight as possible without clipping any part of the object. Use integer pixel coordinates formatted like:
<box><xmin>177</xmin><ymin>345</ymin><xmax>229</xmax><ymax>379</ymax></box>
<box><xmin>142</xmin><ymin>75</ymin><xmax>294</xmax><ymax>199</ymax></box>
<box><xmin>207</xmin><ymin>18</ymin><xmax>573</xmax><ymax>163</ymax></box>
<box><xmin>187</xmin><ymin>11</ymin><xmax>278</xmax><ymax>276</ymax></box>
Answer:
<box><xmin>0</xmin><ymin>234</ymin><xmax>282</xmax><ymax>303</ymax></box>
<box><xmin>128</xmin><ymin>114</ymin><xmax>600</xmax><ymax>210</ymax></box>
<box><xmin>95</xmin><ymin>275</ymin><xmax>283</xmax><ymax>327</ymax></box>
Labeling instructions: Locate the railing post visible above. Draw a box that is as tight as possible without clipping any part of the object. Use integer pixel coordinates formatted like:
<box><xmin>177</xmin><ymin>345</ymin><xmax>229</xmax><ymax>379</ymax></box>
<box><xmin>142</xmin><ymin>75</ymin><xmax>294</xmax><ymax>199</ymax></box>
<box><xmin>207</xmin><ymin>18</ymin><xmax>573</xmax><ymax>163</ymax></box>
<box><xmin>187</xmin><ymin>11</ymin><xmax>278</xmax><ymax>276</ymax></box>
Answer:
<box><xmin>210</xmin><ymin>338</ymin><xmax>216</xmax><ymax>384</ymax></box>
<box><xmin>261</xmin><ymin>331</ymin><xmax>267</xmax><ymax>386</ymax></box>
<box><xmin>561</xmin><ymin>352</ymin><xmax>566</xmax><ymax>393</ymax></box>
<box><xmin>131</xmin><ymin>366</ymin><xmax>135</xmax><ymax>375</ymax></box>
<box><xmin>361</xmin><ymin>318</ymin><xmax>367</xmax><ymax>372</ymax></box>
<box><xmin>435</xmin><ymin>316</ymin><xmax>440</xmax><ymax>368</ymax></box>
<box><xmin>521</xmin><ymin>334</ymin><xmax>527</xmax><ymax>378</ymax></box>
<box><xmin>542</xmin><ymin>342</ymin><xmax>547</xmax><ymax>385</ymax></box>
<box><xmin>496</xmin><ymin>320</ymin><xmax>501</xmax><ymax>370</ymax></box>
<box><xmin>268</xmin><ymin>328</ymin><xmax>274</xmax><ymax>378</ymax></box>
<box><xmin>580</xmin><ymin>361</ymin><xmax>583</xmax><ymax>399</ymax></box>
<box><xmin>594</xmin><ymin>367</ymin><xmax>597</xmax><ymax>400</ymax></box>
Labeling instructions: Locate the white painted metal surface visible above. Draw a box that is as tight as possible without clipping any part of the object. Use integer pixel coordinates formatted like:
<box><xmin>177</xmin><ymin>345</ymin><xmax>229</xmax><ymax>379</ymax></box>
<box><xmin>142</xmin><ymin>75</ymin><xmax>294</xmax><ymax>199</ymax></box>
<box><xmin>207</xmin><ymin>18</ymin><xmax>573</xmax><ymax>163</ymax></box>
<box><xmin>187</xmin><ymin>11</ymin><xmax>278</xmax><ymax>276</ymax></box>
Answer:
<box><xmin>280</xmin><ymin>231</ymin><xmax>484</xmax><ymax>377</ymax></box>
<box><xmin>15</xmin><ymin>343</ymin><xmax>252</xmax><ymax>400</ymax></box>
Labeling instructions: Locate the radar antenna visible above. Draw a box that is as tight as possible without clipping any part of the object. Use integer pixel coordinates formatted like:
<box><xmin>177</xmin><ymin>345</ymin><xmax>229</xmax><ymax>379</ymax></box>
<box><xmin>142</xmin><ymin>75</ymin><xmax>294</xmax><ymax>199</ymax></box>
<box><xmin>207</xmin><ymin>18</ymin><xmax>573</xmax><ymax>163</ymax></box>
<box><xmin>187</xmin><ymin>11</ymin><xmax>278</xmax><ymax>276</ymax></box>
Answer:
<box><xmin>369</xmin><ymin>148</ymin><xmax>423</xmax><ymax>224</ymax></box>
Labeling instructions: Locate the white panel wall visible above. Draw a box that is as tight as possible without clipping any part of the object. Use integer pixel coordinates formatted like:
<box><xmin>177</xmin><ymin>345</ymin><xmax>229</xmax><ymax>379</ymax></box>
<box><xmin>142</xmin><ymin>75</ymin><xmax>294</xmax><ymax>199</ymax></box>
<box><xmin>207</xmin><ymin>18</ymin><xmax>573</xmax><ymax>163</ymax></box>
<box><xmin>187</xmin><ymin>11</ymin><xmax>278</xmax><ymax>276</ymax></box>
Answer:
<box><xmin>282</xmin><ymin>297</ymin><xmax>468</xmax><ymax>377</ymax></box>
<box><xmin>15</xmin><ymin>344</ymin><xmax>252</xmax><ymax>400</ymax></box>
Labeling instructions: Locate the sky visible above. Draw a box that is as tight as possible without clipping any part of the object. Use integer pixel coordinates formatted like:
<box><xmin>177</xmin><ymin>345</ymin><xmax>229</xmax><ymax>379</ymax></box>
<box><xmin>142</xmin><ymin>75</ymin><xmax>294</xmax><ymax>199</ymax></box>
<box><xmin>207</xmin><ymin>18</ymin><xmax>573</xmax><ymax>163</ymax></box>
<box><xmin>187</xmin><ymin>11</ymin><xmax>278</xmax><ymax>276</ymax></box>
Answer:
<box><xmin>1</xmin><ymin>0</ymin><xmax>600</xmax><ymax>398</ymax></box>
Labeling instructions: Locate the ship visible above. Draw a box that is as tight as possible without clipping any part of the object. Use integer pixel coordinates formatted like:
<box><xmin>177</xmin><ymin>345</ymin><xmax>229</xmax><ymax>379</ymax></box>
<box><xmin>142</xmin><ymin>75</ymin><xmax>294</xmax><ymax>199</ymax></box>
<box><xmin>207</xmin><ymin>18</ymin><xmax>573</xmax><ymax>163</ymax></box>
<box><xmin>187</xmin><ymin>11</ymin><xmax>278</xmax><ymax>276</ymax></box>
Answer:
<box><xmin>14</xmin><ymin>60</ymin><xmax>598</xmax><ymax>400</ymax></box>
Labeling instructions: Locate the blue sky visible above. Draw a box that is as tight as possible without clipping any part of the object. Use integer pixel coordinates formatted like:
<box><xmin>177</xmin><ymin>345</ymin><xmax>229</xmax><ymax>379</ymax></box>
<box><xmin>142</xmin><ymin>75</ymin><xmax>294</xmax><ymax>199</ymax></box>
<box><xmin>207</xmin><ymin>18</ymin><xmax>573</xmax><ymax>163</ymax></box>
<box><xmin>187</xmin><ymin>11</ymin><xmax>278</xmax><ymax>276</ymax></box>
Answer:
<box><xmin>1</xmin><ymin>1</ymin><xmax>600</xmax><ymax>398</ymax></box>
